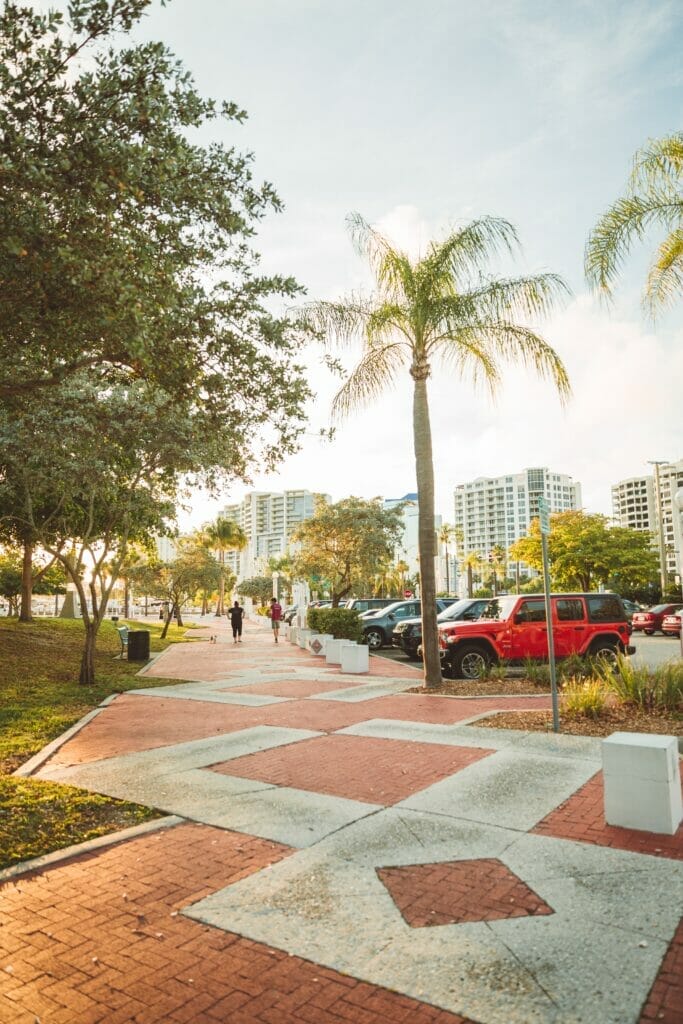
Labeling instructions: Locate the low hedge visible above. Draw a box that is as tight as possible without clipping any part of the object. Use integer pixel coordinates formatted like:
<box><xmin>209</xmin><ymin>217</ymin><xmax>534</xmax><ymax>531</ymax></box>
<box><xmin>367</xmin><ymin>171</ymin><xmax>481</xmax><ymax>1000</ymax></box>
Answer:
<box><xmin>308</xmin><ymin>607</ymin><xmax>364</xmax><ymax>643</ymax></box>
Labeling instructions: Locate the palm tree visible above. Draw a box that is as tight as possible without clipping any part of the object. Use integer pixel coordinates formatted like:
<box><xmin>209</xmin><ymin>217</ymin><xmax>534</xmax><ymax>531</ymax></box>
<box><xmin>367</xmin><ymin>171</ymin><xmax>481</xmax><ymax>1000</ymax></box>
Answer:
<box><xmin>586</xmin><ymin>131</ymin><xmax>683</xmax><ymax>313</ymax></box>
<box><xmin>204</xmin><ymin>517</ymin><xmax>247</xmax><ymax>616</ymax></box>
<box><xmin>438</xmin><ymin>523</ymin><xmax>455</xmax><ymax>595</ymax></box>
<box><xmin>304</xmin><ymin>214</ymin><xmax>570</xmax><ymax>688</ymax></box>
<box><xmin>462</xmin><ymin>551</ymin><xmax>484</xmax><ymax>599</ymax></box>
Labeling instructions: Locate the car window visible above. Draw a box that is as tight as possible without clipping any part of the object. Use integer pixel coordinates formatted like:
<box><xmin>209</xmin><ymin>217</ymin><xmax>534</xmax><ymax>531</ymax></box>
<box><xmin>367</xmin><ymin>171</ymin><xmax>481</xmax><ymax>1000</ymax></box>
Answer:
<box><xmin>516</xmin><ymin>599</ymin><xmax>546</xmax><ymax>623</ymax></box>
<box><xmin>586</xmin><ymin>595</ymin><xmax>624</xmax><ymax>622</ymax></box>
<box><xmin>393</xmin><ymin>604</ymin><xmax>412</xmax><ymax>618</ymax></box>
<box><xmin>555</xmin><ymin>598</ymin><xmax>584</xmax><ymax>622</ymax></box>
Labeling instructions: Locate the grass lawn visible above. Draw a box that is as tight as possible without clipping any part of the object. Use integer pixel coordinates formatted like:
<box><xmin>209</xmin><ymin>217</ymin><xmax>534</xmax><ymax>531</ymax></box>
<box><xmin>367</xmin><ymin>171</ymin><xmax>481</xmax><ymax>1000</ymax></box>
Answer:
<box><xmin>0</xmin><ymin>616</ymin><xmax>199</xmax><ymax>870</ymax></box>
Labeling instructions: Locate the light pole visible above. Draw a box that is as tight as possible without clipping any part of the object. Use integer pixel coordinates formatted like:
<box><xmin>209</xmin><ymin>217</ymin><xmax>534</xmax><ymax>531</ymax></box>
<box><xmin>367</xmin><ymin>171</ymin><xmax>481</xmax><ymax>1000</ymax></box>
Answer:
<box><xmin>674</xmin><ymin>487</ymin><xmax>683</xmax><ymax>659</ymax></box>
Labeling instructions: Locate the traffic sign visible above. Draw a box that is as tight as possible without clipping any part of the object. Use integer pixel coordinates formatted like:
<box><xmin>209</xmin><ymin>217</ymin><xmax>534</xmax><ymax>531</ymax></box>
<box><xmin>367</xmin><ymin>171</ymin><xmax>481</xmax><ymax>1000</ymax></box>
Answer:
<box><xmin>404</xmin><ymin>589</ymin><xmax>413</xmax><ymax>598</ymax></box>
<box><xmin>538</xmin><ymin>496</ymin><xmax>550</xmax><ymax>536</ymax></box>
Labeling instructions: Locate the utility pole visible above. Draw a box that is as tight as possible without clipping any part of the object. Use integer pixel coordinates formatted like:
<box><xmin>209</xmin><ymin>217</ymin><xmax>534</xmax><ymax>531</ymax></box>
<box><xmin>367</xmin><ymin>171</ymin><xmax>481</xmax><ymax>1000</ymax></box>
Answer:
<box><xmin>648</xmin><ymin>461</ymin><xmax>668</xmax><ymax>597</ymax></box>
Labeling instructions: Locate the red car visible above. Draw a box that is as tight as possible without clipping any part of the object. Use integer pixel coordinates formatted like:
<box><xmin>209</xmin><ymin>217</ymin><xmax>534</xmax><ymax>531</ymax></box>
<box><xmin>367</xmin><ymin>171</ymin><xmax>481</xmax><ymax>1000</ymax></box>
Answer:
<box><xmin>631</xmin><ymin>604</ymin><xmax>683</xmax><ymax>635</ymax></box>
<box><xmin>661</xmin><ymin>612</ymin><xmax>682</xmax><ymax>637</ymax></box>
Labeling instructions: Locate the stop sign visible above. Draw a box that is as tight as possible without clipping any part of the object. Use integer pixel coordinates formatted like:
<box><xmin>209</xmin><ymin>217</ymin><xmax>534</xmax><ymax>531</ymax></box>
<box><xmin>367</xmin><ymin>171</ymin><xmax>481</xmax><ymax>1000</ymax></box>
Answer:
<box><xmin>404</xmin><ymin>589</ymin><xmax>413</xmax><ymax>598</ymax></box>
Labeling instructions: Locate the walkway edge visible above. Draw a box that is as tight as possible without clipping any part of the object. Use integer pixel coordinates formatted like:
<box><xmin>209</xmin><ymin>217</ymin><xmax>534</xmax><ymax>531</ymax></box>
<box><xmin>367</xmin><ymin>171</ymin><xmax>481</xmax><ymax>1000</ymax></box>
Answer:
<box><xmin>0</xmin><ymin>815</ymin><xmax>185</xmax><ymax>883</ymax></box>
<box><xmin>13</xmin><ymin>699</ymin><xmax>118</xmax><ymax>779</ymax></box>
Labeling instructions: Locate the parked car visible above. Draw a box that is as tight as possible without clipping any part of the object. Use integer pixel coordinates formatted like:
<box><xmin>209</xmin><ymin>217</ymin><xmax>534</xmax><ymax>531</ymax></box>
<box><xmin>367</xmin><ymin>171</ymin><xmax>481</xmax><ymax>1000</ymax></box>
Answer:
<box><xmin>344</xmin><ymin>597</ymin><xmax>397</xmax><ymax>614</ymax></box>
<box><xmin>392</xmin><ymin>598</ymin><xmax>492</xmax><ymax>660</ymax></box>
<box><xmin>362</xmin><ymin>599</ymin><xmax>456</xmax><ymax>650</ymax></box>
<box><xmin>661</xmin><ymin>611</ymin><xmax>682</xmax><ymax>637</ymax></box>
<box><xmin>283</xmin><ymin>605</ymin><xmax>298</xmax><ymax>625</ymax></box>
<box><xmin>620</xmin><ymin>598</ymin><xmax>643</xmax><ymax>624</ymax></box>
<box><xmin>631</xmin><ymin>603</ymin><xmax>683</xmax><ymax>635</ymax></box>
<box><xmin>438</xmin><ymin>593</ymin><xmax>635</xmax><ymax>679</ymax></box>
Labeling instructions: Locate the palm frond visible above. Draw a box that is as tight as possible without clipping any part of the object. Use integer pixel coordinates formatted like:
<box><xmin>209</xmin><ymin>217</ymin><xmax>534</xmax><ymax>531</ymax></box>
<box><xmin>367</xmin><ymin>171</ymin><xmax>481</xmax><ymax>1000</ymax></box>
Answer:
<box><xmin>445</xmin><ymin>322</ymin><xmax>571</xmax><ymax>403</ymax></box>
<box><xmin>585</xmin><ymin>190</ymin><xmax>683</xmax><ymax>294</ymax></box>
<box><xmin>331</xmin><ymin>343</ymin><xmax>407</xmax><ymax>420</ymax></box>
<box><xmin>645</xmin><ymin>227</ymin><xmax>683</xmax><ymax>314</ymax></box>
<box><xmin>631</xmin><ymin>132</ymin><xmax>683</xmax><ymax>191</ymax></box>
<box><xmin>432</xmin><ymin>273</ymin><xmax>570</xmax><ymax>331</ymax></box>
<box><xmin>300</xmin><ymin>297</ymin><xmax>374</xmax><ymax>347</ymax></box>
<box><xmin>346</xmin><ymin>212</ymin><xmax>415</xmax><ymax>302</ymax></box>
<box><xmin>423</xmin><ymin>218</ymin><xmax>520</xmax><ymax>292</ymax></box>
<box><xmin>435</xmin><ymin>329</ymin><xmax>501</xmax><ymax>396</ymax></box>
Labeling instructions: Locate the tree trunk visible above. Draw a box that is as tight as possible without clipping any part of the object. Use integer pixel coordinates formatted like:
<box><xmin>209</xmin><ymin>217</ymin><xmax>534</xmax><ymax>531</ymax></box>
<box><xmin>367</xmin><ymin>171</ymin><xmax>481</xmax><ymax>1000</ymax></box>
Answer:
<box><xmin>19</xmin><ymin>539</ymin><xmax>33</xmax><ymax>623</ymax></box>
<box><xmin>124</xmin><ymin>580</ymin><xmax>130</xmax><ymax>619</ymax></box>
<box><xmin>176</xmin><ymin>605</ymin><xmax>183</xmax><ymax>627</ymax></box>
<box><xmin>445</xmin><ymin>545</ymin><xmax>450</xmax><ymax>595</ymax></box>
<box><xmin>216</xmin><ymin>552</ymin><xmax>225</xmax><ymax>615</ymax></box>
<box><xmin>160</xmin><ymin>602</ymin><xmax>175</xmax><ymax>639</ymax></box>
<box><xmin>411</xmin><ymin>375</ymin><xmax>441</xmax><ymax>689</ymax></box>
<box><xmin>79</xmin><ymin>621</ymin><xmax>97</xmax><ymax>686</ymax></box>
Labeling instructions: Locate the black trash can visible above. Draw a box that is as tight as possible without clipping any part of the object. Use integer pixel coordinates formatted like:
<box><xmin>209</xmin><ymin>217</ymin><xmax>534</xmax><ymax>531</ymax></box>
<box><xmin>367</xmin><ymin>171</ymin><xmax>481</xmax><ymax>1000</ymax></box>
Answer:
<box><xmin>127</xmin><ymin>630</ymin><xmax>151</xmax><ymax>661</ymax></box>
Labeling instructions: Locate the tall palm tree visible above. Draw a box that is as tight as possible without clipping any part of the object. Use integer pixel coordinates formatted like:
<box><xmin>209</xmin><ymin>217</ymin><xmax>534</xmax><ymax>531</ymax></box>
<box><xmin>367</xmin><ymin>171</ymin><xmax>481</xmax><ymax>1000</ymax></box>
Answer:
<box><xmin>462</xmin><ymin>551</ymin><xmax>484</xmax><ymax>599</ymax></box>
<box><xmin>304</xmin><ymin>214</ymin><xmax>570</xmax><ymax>688</ymax></box>
<box><xmin>586</xmin><ymin>131</ymin><xmax>683</xmax><ymax>314</ymax></box>
<box><xmin>204</xmin><ymin>517</ymin><xmax>247</xmax><ymax>616</ymax></box>
<box><xmin>438</xmin><ymin>523</ymin><xmax>455</xmax><ymax>595</ymax></box>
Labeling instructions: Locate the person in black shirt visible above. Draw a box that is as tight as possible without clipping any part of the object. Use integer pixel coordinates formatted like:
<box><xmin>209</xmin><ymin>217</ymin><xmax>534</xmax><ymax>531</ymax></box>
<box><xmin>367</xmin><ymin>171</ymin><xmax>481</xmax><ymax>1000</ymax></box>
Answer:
<box><xmin>229</xmin><ymin>601</ymin><xmax>244</xmax><ymax>643</ymax></box>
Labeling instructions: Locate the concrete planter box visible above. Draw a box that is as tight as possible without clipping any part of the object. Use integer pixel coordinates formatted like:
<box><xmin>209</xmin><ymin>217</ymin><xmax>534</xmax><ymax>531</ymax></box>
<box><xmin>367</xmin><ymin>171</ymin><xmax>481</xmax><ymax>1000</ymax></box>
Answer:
<box><xmin>289</xmin><ymin>626</ymin><xmax>298</xmax><ymax>645</ymax></box>
<box><xmin>325</xmin><ymin>638</ymin><xmax>354</xmax><ymax>665</ymax></box>
<box><xmin>297</xmin><ymin>628</ymin><xmax>312</xmax><ymax>650</ymax></box>
<box><xmin>308</xmin><ymin>633</ymin><xmax>333</xmax><ymax>656</ymax></box>
<box><xmin>602</xmin><ymin>732</ymin><xmax>683</xmax><ymax>835</ymax></box>
<box><xmin>280</xmin><ymin>623</ymin><xmax>290</xmax><ymax>640</ymax></box>
<box><xmin>340</xmin><ymin>643</ymin><xmax>370</xmax><ymax>674</ymax></box>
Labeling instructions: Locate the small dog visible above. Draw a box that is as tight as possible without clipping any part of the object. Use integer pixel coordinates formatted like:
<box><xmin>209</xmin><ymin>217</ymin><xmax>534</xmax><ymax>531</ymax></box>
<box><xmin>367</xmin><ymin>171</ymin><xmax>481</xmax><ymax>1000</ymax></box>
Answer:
<box><xmin>209</xmin><ymin>634</ymin><xmax>217</xmax><ymax>644</ymax></box>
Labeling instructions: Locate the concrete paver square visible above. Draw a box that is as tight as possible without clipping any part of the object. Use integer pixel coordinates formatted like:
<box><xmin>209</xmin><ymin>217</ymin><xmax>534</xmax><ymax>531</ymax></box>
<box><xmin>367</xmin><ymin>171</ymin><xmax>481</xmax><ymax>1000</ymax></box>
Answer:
<box><xmin>210</xmin><ymin>734</ymin><xmax>494</xmax><ymax>805</ymax></box>
<box><xmin>219</xmin><ymin>678</ymin><xmax>367</xmax><ymax>698</ymax></box>
<box><xmin>400</xmin><ymin>748</ymin><xmax>599</xmax><ymax>831</ymax></box>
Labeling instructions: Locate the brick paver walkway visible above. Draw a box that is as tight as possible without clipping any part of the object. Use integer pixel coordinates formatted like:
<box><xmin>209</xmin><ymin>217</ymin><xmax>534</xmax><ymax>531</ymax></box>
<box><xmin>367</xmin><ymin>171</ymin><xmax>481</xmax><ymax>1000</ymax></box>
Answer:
<box><xmin>4</xmin><ymin>616</ymin><xmax>682</xmax><ymax>1024</ymax></box>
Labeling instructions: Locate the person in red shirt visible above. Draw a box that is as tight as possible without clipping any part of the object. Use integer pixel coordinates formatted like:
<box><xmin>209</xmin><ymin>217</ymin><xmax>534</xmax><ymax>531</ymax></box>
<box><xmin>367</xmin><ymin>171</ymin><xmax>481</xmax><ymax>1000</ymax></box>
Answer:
<box><xmin>269</xmin><ymin>597</ymin><xmax>282</xmax><ymax>643</ymax></box>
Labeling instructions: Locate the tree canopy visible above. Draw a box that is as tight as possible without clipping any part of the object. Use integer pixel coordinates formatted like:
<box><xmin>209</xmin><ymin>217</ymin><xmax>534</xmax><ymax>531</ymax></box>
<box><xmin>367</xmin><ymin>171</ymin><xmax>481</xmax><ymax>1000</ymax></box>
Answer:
<box><xmin>508</xmin><ymin>510</ymin><xmax>659</xmax><ymax>592</ymax></box>
<box><xmin>0</xmin><ymin>0</ymin><xmax>309</xmax><ymax>464</ymax></box>
<box><xmin>290</xmin><ymin>495</ymin><xmax>404</xmax><ymax>606</ymax></box>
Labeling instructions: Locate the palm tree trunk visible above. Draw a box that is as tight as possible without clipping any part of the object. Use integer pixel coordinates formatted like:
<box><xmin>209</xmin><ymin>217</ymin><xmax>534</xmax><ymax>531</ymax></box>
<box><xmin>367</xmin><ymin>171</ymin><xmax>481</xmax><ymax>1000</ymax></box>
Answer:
<box><xmin>412</xmin><ymin>376</ymin><xmax>441</xmax><ymax>689</ymax></box>
<box><xmin>445</xmin><ymin>544</ymin><xmax>450</xmax><ymax>596</ymax></box>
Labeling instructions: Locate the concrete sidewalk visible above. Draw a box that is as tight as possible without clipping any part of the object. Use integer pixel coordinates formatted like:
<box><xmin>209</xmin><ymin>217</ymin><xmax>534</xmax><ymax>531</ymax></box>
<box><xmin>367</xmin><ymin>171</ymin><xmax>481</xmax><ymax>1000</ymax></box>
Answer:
<box><xmin>2</xmin><ymin>617</ymin><xmax>682</xmax><ymax>1023</ymax></box>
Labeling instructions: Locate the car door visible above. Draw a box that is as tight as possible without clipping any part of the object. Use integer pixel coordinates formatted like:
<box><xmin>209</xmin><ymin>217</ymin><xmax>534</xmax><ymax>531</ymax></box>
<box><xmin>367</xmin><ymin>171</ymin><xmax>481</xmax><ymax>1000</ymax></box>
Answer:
<box><xmin>553</xmin><ymin>597</ymin><xmax>587</xmax><ymax>656</ymax></box>
<box><xmin>508</xmin><ymin>598</ymin><xmax>548</xmax><ymax>660</ymax></box>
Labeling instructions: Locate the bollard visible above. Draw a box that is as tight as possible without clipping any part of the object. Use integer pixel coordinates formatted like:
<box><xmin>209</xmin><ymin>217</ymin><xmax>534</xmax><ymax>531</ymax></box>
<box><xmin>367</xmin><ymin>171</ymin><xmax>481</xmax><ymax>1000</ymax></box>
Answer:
<box><xmin>602</xmin><ymin>732</ymin><xmax>682</xmax><ymax>835</ymax></box>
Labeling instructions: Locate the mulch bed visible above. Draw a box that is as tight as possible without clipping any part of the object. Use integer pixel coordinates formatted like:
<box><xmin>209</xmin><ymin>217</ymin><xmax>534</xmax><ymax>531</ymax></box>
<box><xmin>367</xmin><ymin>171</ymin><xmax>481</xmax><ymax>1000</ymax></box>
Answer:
<box><xmin>475</xmin><ymin>705</ymin><xmax>682</xmax><ymax>738</ymax></box>
<box><xmin>406</xmin><ymin>678</ymin><xmax>550</xmax><ymax>697</ymax></box>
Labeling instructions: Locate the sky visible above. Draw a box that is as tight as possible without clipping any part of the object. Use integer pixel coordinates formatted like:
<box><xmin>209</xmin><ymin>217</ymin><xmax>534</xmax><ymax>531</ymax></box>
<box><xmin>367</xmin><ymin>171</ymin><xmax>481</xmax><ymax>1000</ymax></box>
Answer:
<box><xmin>128</xmin><ymin>0</ymin><xmax>683</xmax><ymax>528</ymax></box>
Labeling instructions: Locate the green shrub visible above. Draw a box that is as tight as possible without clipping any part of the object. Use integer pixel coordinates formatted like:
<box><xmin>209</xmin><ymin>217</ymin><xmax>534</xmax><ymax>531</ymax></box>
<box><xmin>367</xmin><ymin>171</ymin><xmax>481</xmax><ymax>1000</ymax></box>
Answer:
<box><xmin>595</xmin><ymin>655</ymin><xmax>683</xmax><ymax>713</ymax></box>
<box><xmin>558</xmin><ymin>653</ymin><xmax>593</xmax><ymax>682</ymax></box>
<box><xmin>483</xmin><ymin>660</ymin><xmax>508</xmax><ymax>683</ymax></box>
<box><xmin>522</xmin><ymin>658</ymin><xmax>551</xmax><ymax>688</ymax></box>
<box><xmin>561</xmin><ymin>677</ymin><xmax>608</xmax><ymax>718</ymax></box>
<box><xmin>308</xmin><ymin>607</ymin><xmax>364</xmax><ymax>642</ymax></box>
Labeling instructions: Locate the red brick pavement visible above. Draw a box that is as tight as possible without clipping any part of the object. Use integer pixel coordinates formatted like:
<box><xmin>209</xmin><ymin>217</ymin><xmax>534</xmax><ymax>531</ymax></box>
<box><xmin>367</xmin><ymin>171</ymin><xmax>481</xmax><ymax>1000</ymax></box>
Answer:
<box><xmin>0</xmin><ymin>823</ymin><xmax>474</xmax><ymax>1024</ymax></box>
<box><xmin>639</xmin><ymin>918</ymin><xmax>683</xmax><ymax>1024</ymax></box>
<box><xmin>220</xmin><ymin>678</ymin><xmax>368</xmax><ymax>698</ymax></box>
<box><xmin>211</xmin><ymin>735</ymin><xmax>493</xmax><ymax>805</ymax></box>
<box><xmin>533</xmin><ymin>772</ymin><xmax>683</xmax><ymax>861</ymax></box>
<box><xmin>376</xmin><ymin>858</ymin><xmax>553</xmax><ymax>927</ymax></box>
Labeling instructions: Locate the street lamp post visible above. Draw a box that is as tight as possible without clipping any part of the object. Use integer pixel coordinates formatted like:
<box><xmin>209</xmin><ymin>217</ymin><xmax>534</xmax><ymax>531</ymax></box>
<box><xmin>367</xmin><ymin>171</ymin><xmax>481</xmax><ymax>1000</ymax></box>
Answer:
<box><xmin>674</xmin><ymin>487</ymin><xmax>683</xmax><ymax>659</ymax></box>
<box><xmin>649</xmin><ymin>460</ymin><xmax>669</xmax><ymax>597</ymax></box>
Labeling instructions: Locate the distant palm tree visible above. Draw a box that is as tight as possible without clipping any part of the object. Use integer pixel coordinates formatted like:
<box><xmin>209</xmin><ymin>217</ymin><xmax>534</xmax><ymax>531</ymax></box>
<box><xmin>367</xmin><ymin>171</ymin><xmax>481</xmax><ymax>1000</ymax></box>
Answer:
<box><xmin>586</xmin><ymin>131</ymin><xmax>683</xmax><ymax>313</ymax></box>
<box><xmin>462</xmin><ymin>551</ymin><xmax>484</xmax><ymax>599</ymax></box>
<box><xmin>304</xmin><ymin>213</ymin><xmax>569</xmax><ymax>688</ymax></box>
<box><xmin>204</xmin><ymin>517</ymin><xmax>247</xmax><ymax>616</ymax></box>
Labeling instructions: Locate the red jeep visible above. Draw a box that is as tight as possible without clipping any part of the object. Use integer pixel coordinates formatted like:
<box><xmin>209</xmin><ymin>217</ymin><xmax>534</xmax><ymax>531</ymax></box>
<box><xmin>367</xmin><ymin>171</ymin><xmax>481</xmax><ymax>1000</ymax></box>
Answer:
<box><xmin>438</xmin><ymin>593</ymin><xmax>635</xmax><ymax>680</ymax></box>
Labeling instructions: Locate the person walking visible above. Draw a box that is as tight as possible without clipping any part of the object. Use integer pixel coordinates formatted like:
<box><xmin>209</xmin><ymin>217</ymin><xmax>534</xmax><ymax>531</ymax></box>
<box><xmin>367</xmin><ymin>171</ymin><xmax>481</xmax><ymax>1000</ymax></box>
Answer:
<box><xmin>269</xmin><ymin>596</ymin><xmax>282</xmax><ymax>643</ymax></box>
<box><xmin>229</xmin><ymin>600</ymin><xmax>244</xmax><ymax>643</ymax></box>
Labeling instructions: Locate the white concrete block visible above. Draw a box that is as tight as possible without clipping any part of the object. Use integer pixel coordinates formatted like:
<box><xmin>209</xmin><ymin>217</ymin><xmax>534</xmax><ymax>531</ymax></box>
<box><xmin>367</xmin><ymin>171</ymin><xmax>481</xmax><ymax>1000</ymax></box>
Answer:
<box><xmin>602</xmin><ymin>732</ymin><xmax>679</xmax><ymax>783</ymax></box>
<box><xmin>340</xmin><ymin>643</ymin><xmax>369</xmax><ymax>674</ymax></box>
<box><xmin>297</xmin><ymin>628</ymin><xmax>311</xmax><ymax>650</ymax></box>
<box><xmin>280</xmin><ymin>623</ymin><xmax>290</xmax><ymax>640</ymax></box>
<box><xmin>289</xmin><ymin>626</ymin><xmax>298</xmax><ymax>645</ymax></box>
<box><xmin>325</xmin><ymin>639</ymin><xmax>354</xmax><ymax>665</ymax></box>
<box><xmin>308</xmin><ymin>633</ymin><xmax>333</xmax><ymax>656</ymax></box>
<box><xmin>602</xmin><ymin>732</ymin><xmax>682</xmax><ymax>835</ymax></box>
<box><xmin>604</xmin><ymin>773</ymin><xmax>682</xmax><ymax>835</ymax></box>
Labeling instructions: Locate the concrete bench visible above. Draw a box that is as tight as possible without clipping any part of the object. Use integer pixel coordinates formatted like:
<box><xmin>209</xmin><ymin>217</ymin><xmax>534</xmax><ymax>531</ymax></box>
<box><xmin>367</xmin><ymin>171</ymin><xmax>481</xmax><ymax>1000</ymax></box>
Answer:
<box><xmin>602</xmin><ymin>732</ymin><xmax>682</xmax><ymax>835</ymax></box>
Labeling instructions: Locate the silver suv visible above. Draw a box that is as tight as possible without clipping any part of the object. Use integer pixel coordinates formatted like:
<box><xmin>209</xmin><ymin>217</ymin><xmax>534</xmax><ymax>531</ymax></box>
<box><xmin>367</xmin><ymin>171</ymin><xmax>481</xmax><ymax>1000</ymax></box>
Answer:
<box><xmin>362</xmin><ymin>599</ymin><xmax>455</xmax><ymax>650</ymax></box>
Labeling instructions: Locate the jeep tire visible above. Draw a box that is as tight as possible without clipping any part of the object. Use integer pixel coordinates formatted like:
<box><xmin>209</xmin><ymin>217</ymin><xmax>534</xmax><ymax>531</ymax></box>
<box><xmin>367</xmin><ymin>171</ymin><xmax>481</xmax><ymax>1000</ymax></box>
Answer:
<box><xmin>451</xmin><ymin>643</ymin><xmax>492</xmax><ymax>680</ymax></box>
<box><xmin>589</xmin><ymin>639</ymin><xmax>620</xmax><ymax>665</ymax></box>
<box><xmin>364</xmin><ymin>627</ymin><xmax>385</xmax><ymax>650</ymax></box>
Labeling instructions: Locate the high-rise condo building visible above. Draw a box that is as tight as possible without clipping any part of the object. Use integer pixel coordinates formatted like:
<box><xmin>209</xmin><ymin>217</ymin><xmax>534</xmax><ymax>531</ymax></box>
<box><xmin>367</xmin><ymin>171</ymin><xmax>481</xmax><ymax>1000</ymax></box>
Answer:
<box><xmin>219</xmin><ymin>489</ymin><xmax>325</xmax><ymax>580</ymax></box>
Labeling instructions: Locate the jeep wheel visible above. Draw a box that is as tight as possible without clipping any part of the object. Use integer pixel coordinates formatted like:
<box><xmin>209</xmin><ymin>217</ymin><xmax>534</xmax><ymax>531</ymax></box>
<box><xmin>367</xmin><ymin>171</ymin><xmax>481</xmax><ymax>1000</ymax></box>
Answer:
<box><xmin>451</xmin><ymin>643</ymin><xmax>492</xmax><ymax>680</ymax></box>
<box><xmin>364</xmin><ymin>628</ymin><xmax>385</xmax><ymax>650</ymax></box>
<box><xmin>589</xmin><ymin>640</ymin><xmax>620</xmax><ymax>666</ymax></box>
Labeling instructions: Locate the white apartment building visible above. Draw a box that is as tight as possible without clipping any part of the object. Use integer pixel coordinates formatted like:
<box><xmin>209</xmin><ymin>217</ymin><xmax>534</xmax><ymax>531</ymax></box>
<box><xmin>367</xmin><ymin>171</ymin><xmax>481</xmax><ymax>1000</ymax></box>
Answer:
<box><xmin>454</xmin><ymin>467</ymin><xmax>582</xmax><ymax>586</ymax></box>
<box><xmin>384</xmin><ymin>493</ymin><xmax>446</xmax><ymax>590</ymax></box>
<box><xmin>613</xmin><ymin>460</ymin><xmax>683</xmax><ymax>576</ymax></box>
<box><xmin>219</xmin><ymin>489</ymin><xmax>325</xmax><ymax>580</ymax></box>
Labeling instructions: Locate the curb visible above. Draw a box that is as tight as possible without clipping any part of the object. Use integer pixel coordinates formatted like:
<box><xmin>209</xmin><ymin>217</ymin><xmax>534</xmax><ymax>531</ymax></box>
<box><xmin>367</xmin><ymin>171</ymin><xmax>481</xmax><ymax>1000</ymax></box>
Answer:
<box><xmin>0</xmin><ymin>815</ymin><xmax>185</xmax><ymax>883</ymax></box>
<box><xmin>13</xmin><ymin>701</ymin><xmax>115</xmax><ymax>778</ymax></box>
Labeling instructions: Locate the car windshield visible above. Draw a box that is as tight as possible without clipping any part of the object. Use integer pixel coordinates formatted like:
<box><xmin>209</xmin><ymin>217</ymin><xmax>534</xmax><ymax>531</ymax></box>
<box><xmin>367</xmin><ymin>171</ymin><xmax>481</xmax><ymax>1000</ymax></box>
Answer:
<box><xmin>437</xmin><ymin>600</ymin><xmax>475</xmax><ymax>622</ymax></box>
<box><xmin>648</xmin><ymin>605</ymin><xmax>670</xmax><ymax>614</ymax></box>
<box><xmin>480</xmin><ymin>596</ymin><xmax>518</xmax><ymax>621</ymax></box>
